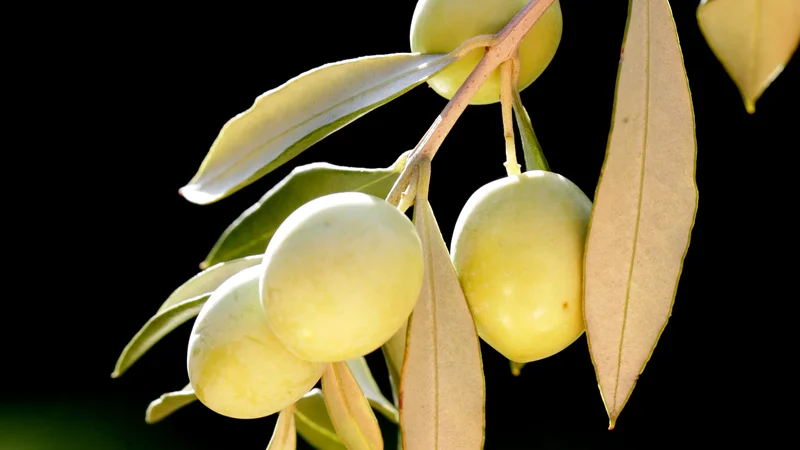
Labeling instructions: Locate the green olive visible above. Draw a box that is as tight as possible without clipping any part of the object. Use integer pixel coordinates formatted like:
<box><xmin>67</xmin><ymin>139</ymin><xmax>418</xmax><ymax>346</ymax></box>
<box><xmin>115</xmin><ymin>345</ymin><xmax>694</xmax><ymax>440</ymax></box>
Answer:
<box><xmin>450</xmin><ymin>170</ymin><xmax>591</xmax><ymax>362</ymax></box>
<box><xmin>409</xmin><ymin>0</ymin><xmax>562</xmax><ymax>105</ymax></box>
<box><xmin>261</xmin><ymin>192</ymin><xmax>424</xmax><ymax>362</ymax></box>
<box><xmin>187</xmin><ymin>266</ymin><xmax>325</xmax><ymax>419</ymax></box>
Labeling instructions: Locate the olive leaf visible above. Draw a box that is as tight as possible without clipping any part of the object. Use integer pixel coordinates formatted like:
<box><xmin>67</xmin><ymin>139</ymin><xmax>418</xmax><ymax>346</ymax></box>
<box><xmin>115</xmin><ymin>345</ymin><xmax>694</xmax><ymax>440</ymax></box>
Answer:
<box><xmin>294</xmin><ymin>389</ymin><xmax>347</xmax><ymax>450</ymax></box>
<box><xmin>401</xmin><ymin>198</ymin><xmax>485</xmax><ymax>449</ymax></box>
<box><xmin>179</xmin><ymin>52</ymin><xmax>456</xmax><ymax>205</ymax></box>
<box><xmin>583</xmin><ymin>0</ymin><xmax>698</xmax><ymax>430</ymax></box>
<box><xmin>321</xmin><ymin>362</ymin><xmax>383</xmax><ymax>450</ymax></box>
<box><xmin>697</xmin><ymin>0</ymin><xmax>800</xmax><ymax>113</ymax></box>
<box><xmin>202</xmin><ymin>152</ymin><xmax>410</xmax><ymax>269</ymax></box>
<box><xmin>145</xmin><ymin>384</ymin><xmax>196</xmax><ymax>424</ymax></box>
<box><xmin>112</xmin><ymin>295</ymin><xmax>209</xmax><ymax>378</ymax></box>
<box><xmin>267</xmin><ymin>406</ymin><xmax>297</xmax><ymax>450</ymax></box>
<box><xmin>381</xmin><ymin>322</ymin><xmax>408</xmax><ymax>407</ymax></box>
<box><xmin>159</xmin><ymin>255</ymin><xmax>263</xmax><ymax>312</ymax></box>
<box><xmin>345</xmin><ymin>358</ymin><xmax>399</xmax><ymax>424</ymax></box>
<box><xmin>512</xmin><ymin>91</ymin><xmax>549</xmax><ymax>172</ymax></box>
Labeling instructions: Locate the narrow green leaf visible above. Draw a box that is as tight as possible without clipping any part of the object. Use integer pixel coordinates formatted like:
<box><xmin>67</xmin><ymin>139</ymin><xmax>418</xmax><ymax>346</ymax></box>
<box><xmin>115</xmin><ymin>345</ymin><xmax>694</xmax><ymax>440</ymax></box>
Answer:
<box><xmin>266</xmin><ymin>406</ymin><xmax>297</xmax><ymax>450</ymax></box>
<box><xmin>295</xmin><ymin>389</ymin><xmax>347</xmax><ymax>450</ymax></box>
<box><xmin>346</xmin><ymin>357</ymin><xmax>399</xmax><ymax>424</ymax></box>
<box><xmin>179</xmin><ymin>52</ymin><xmax>456</xmax><ymax>205</ymax></box>
<box><xmin>202</xmin><ymin>152</ymin><xmax>409</xmax><ymax>269</ymax></box>
<box><xmin>160</xmin><ymin>255</ymin><xmax>263</xmax><ymax>311</ymax></box>
<box><xmin>381</xmin><ymin>321</ymin><xmax>407</xmax><ymax>408</ymax></box>
<box><xmin>112</xmin><ymin>295</ymin><xmax>208</xmax><ymax>378</ymax></box>
<box><xmin>512</xmin><ymin>91</ymin><xmax>549</xmax><ymax>172</ymax></box>
<box><xmin>145</xmin><ymin>384</ymin><xmax>196</xmax><ymax>424</ymax></box>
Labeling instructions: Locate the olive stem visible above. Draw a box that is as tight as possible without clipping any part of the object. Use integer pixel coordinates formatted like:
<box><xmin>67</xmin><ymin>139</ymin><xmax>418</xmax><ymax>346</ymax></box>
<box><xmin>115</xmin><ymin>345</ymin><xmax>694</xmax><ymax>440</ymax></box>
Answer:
<box><xmin>415</xmin><ymin>158</ymin><xmax>432</xmax><ymax>202</ymax></box>
<box><xmin>499</xmin><ymin>60</ymin><xmax>521</xmax><ymax>176</ymax></box>
<box><xmin>397</xmin><ymin>164</ymin><xmax>420</xmax><ymax>214</ymax></box>
<box><xmin>386</xmin><ymin>0</ymin><xmax>557</xmax><ymax>206</ymax></box>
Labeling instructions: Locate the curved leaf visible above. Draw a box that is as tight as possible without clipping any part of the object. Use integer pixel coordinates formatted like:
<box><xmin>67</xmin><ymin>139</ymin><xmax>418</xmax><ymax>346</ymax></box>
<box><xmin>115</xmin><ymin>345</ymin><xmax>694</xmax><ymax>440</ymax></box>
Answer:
<box><xmin>179</xmin><ymin>52</ymin><xmax>456</xmax><ymax>205</ymax></box>
<box><xmin>267</xmin><ymin>406</ymin><xmax>297</xmax><ymax>450</ymax></box>
<box><xmin>202</xmin><ymin>152</ymin><xmax>409</xmax><ymax>269</ymax></box>
<box><xmin>346</xmin><ymin>357</ymin><xmax>399</xmax><ymax>424</ymax></box>
<box><xmin>401</xmin><ymin>198</ymin><xmax>485</xmax><ymax>450</ymax></box>
<box><xmin>295</xmin><ymin>389</ymin><xmax>347</xmax><ymax>450</ymax></box>
<box><xmin>112</xmin><ymin>295</ymin><xmax>208</xmax><ymax>378</ymax></box>
<box><xmin>511</xmin><ymin>92</ymin><xmax>549</xmax><ymax>172</ymax></box>
<box><xmin>145</xmin><ymin>384</ymin><xmax>196</xmax><ymax>424</ymax></box>
<box><xmin>584</xmin><ymin>0</ymin><xmax>698</xmax><ymax>430</ymax></box>
<box><xmin>321</xmin><ymin>362</ymin><xmax>383</xmax><ymax>450</ymax></box>
<box><xmin>697</xmin><ymin>0</ymin><xmax>800</xmax><ymax>113</ymax></box>
<box><xmin>381</xmin><ymin>322</ymin><xmax>407</xmax><ymax>408</ymax></box>
<box><xmin>159</xmin><ymin>255</ymin><xmax>263</xmax><ymax>312</ymax></box>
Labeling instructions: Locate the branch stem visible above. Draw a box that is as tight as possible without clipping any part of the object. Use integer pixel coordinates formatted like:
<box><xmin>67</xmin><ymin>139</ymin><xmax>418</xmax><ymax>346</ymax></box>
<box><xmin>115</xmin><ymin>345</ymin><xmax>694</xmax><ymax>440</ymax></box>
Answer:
<box><xmin>387</xmin><ymin>0</ymin><xmax>556</xmax><ymax>206</ymax></box>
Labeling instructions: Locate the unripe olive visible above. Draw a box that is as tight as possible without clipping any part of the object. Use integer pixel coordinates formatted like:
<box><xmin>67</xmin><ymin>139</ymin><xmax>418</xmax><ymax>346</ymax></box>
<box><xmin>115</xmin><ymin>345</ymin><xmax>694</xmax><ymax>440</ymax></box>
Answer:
<box><xmin>450</xmin><ymin>171</ymin><xmax>591</xmax><ymax>362</ymax></box>
<box><xmin>409</xmin><ymin>0</ymin><xmax>563</xmax><ymax>105</ymax></box>
<box><xmin>261</xmin><ymin>192</ymin><xmax>424</xmax><ymax>362</ymax></box>
<box><xmin>187</xmin><ymin>266</ymin><xmax>325</xmax><ymax>419</ymax></box>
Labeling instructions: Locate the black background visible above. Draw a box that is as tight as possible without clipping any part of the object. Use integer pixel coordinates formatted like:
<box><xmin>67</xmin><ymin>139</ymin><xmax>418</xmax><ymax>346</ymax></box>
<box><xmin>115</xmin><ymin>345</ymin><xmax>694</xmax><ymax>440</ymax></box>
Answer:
<box><xmin>3</xmin><ymin>0</ymin><xmax>798</xmax><ymax>448</ymax></box>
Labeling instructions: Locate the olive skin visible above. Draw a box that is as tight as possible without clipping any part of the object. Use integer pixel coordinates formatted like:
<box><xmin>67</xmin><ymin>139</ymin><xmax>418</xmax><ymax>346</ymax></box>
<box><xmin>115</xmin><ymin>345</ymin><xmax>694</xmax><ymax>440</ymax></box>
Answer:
<box><xmin>260</xmin><ymin>192</ymin><xmax>424</xmax><ymax>362</ymax></box>
<box><xmin>410</xmin><ymin>0</ymin><xmax>563</xmax><ymax>105</ymax></box>
<box><xmin>450</xmin><ymin>171</ymin><xmax>591</xmax><ymax>362</ymax></box>
<box><xmin>187</xmin><ymin>266</ymin><xmax>325</xmax><ymax>419</ymax></box>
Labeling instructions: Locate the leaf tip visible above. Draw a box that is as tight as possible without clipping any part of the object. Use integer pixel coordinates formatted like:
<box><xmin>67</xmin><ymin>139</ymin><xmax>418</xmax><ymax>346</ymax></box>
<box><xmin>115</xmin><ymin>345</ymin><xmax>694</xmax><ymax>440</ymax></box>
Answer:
<box><xmin>608</xmin><ymin>416</ymin><xmax>617</xmax><ymax>431</ymax></box>
<box><xmin>110</xmin><ymin>370</ymin><xmax>120</xmax><ymax>379</ymax></box>
<box><xmin>745</xmin><ymin>100</ymin><xmax>756</xmax><ymax>114</ymax></box>
<box><xmin>178</xmin><ymin>184</ymin><xmax>217</xmax><ymax>205</ymax></box>
<box><xmin>199</xmin><ymin>261</ymin><xmax>210</xmax><ymax>270</ymax></box>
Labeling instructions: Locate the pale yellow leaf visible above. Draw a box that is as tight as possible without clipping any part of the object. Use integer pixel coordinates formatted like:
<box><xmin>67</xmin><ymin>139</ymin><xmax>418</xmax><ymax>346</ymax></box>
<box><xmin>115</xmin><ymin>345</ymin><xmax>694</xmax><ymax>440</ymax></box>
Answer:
<box><xmin>583</xmin><ymin>0</ymin><xmax>698</xmax><ymax>430</ymax></box>
<box><xmin>145</xmin><ymin>384</ymin><xmax>196</xmax><ymax>424</ymax></box>
<box><xmin>400</xmin><ymin>199</ymin><xmax>485</xmax><ymax>450</ymax></box>
<box><xmin>697</xmin><ymin>0</ymin><xmax>800</xmax><ymax>113</ymax></box>
<box><xmin>266</xmin><ymin>406</ymin><xmax>297</xmax><ymax>450</ymax></box>
<box><xmin>321</xmin><ymin>362</ymin><xmax>383</xmax><ymax>450</ymax></box>
<box><xmin>381</xmin><ymin>320</ymin><xmax>408</xmax><ymax>406</ymax></box>
<box><xmin>178</xmin><ymin>53</ymin><xmax>455</xmax><ymax>205</ymax></box>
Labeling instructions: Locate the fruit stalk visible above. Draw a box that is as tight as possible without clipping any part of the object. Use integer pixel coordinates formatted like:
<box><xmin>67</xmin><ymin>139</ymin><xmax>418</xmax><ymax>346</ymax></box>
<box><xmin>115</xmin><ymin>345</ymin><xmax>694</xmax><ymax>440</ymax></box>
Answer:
<box><xmin>387</xmin><ymin>0</ymin><xmax>557</xmax><ymax>206</ymax></box>
<box><xmin>499</xmin><ymin>59</ymin><xmax>521</xmax><ymax>176</ymax></box>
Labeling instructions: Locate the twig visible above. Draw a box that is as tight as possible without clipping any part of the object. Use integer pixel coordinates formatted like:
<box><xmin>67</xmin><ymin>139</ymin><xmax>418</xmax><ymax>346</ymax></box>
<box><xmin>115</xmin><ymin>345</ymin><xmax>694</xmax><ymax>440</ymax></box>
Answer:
<box><xmin>387</xmin><ymin>0</ymin><xmax>557</xmax><ymax>206</ymax></box>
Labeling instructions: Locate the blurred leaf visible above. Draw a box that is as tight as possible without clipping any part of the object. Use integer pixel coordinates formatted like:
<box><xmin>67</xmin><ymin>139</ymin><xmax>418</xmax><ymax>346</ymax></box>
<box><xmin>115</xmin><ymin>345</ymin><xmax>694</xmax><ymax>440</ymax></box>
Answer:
<box><xmin>159</xmin><ymin>255</ymin><xmax>263</xmax><ymax>311</ymax></box>
<box><xmin>401</xmin><ymin>198</ymin><xmax>485</xmax><ymax>449</ymax></box>
<box><xmin>294</xmin><ymin>389</ymin><xmax>347</xmax><ymax>450</ymax></box>
<box><xmin>179</xmin><ymin>52</ymin><xmax>456</xmax><ymax>205</ymax></box>
<box><xmin>267</xmin><ymin>406</ymin><xmax>297</xmax><ymax>450</ymax></box>
<box><xmin>145</xmin><ymin>384</ymin><xmax>196</xmax><ymax>424</ymax></box>
<box><xmin>512</xmin><ymin>91</ymin><xmax>549</xmax><ymax>172</ymax></box>
<box><xmin>202</xmin><ymin>152</ymin><xmax>409</xmax><ymax>269</ymax></box>
<box><xmin>321</xmin><ymin>362</ymin><xmax>383</xmax><ymax>450</ymax></box>
<box><xmin>346</xmin><ymin>357</ymin><xmax>399</xmax><ymax>424</ymax></box>
<box><xmin>697</xmin><ymin>0</ymin><xmax>800</xmax><ymax>113</ymax></box>
<box><xmin>112</xmin><ymin>295</ymin><xmax>208</xmax><ymax>378</ymax></box>
<box><xmin>584</xmin><ymin>0</ymin><xmax>697</xmax><ymax>429</ymax></box>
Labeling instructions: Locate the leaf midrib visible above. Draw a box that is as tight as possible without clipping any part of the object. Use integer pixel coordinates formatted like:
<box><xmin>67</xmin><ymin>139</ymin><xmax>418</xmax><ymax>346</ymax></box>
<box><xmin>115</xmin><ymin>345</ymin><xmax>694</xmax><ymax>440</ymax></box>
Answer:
<box><xmin>612</xmin><ymin>0</ymin><xmax>651</xmax><ymax>416</ymax></box>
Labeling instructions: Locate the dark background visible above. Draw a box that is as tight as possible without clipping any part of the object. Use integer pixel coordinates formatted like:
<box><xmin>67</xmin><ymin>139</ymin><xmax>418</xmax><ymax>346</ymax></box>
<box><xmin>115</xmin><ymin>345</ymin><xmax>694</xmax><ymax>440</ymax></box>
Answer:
<box><xmin>3</xmin><ymin>0</ymin><xmax>798</xmax><ymax>448</ymax></box>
